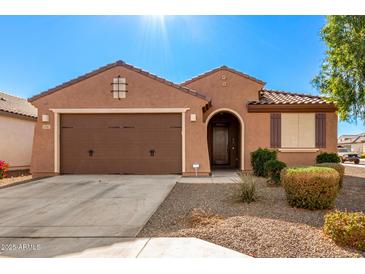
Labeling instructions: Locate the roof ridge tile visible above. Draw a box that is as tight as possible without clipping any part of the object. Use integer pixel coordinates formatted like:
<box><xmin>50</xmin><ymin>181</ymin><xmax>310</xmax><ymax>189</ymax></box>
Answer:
<box><xmin>181</xmin><ymin>65</ymin><xmax>265</xmax><ymax>86</ymax></box>
<box><xmin>29</xmin><ymin>60</ymin><xmax>211</xmax><ymax>103</ymax></box>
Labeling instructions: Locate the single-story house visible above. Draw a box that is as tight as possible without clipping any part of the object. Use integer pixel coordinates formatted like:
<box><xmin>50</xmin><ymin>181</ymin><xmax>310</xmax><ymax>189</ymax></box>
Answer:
<box><xmin>28</xmin><ymin>60</ymin><xmax>337</xmax><ymax>177</ymax></box>
<box><xmin>0</xmin><ymin>91</ymin><xmax>37</xmax><ymax>175</ymax></box>
<box><xmin>338</xmin><ymin>133</ymin><xmax>365</xmax><ymax>154</ymax></box>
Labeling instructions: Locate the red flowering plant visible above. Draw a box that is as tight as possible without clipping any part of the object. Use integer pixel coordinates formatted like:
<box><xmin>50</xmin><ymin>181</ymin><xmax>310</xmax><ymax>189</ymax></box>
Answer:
<box><xmin>0</xmin><ymin>160</ymin><xmax>9</xmax><ymax>179</ymax></box>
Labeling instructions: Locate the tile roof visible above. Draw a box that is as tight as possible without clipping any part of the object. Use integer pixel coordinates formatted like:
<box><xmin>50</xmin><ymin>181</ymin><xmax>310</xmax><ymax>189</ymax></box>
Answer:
<box><xmin>181</xmin><ymin>65</ymin><xmax>265</xmax><ymax>86</ymax></box>
<box><xmin>29</xmin><ymin>60</ymin><xmax>211</xmax><ymax>103</ymax></box>
<box><xmin>339</xmin><ymin>133</ymin><xmax>365</xmax><ymax>144</ymax></box>
<box><xmin>248</xmin><ymin>89</ymin><xmax>331</xmax><ymax>105</ymax></box>
<box><xmin>0</xmin><ymin>91</ymin><xmax>37</xmax><ymax>118</ymax></box>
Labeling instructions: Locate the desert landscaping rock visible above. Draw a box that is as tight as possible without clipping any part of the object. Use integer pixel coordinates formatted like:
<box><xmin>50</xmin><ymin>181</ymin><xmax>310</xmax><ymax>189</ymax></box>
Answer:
<box><xmin>0</xmin><ymin>175</ymin><xmax>33</xmax><ymax>188</ymax></box>
<box><xmin>139</xmin><ymin>168</ymin><xmax>365</xmax><ymax>258</ymax></box>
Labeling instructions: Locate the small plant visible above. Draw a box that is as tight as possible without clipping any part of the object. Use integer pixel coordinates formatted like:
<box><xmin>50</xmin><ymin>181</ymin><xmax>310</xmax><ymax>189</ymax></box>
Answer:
<box><xmin>316</xmin><ymin>152</ymin><xmax>341</xmax><ymax>164</ymax></box>
<box><xmin>250</xmin><ymin>148</ymin><xmax>277</xmax><ymax>177</ymax></box>
<box><xmin>324</xmin><ymin>210</ymin><xmax>365</xmax><ymax>251</ymax></box>
<box><xmin>281</xmin><ymin>166</ymin><xmax>339</xmax><ymax>209</ymax></box>
<box><xmin>264</xmin><ymin>160</ymin><xmax>287</xmax><ymax>185</ymax></box>
<box><xmin>189</xmin><ymin>208</ymin><xmax>224</xmax><ymax>227</ymax></box>
<box><xmin>0</xmin><ymin>160</ymin><xmax>9</xmax><ymax>179</ymax></box>
<box><xmin>315</xmin><ymin>162</ymin><xmax>345</xmax><ymax>188</ymax></box>
<box><xmin>232</xmin><ymin>171</ymin><xmax>257</xmax><ymax>203</ymax></box>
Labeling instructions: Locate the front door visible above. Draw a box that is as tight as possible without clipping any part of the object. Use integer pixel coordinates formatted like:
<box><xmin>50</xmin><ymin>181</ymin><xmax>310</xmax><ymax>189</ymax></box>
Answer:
<box><xmin>212</xmin><ymin>125</ymin><xmax>229</xmax><ymax>165</ymax></box>
<box><xmin>208</xmin><ymin>112</ymin><xmax>240</xmax><ymax>169</ymax></box>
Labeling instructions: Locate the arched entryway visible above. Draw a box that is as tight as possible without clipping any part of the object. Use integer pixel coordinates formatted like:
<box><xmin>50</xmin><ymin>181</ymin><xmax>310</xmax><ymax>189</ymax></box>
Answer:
<box><xmin>207</xmin><ymin>110</ymin><xmax>242</xmax><ymax>170</ymax></box>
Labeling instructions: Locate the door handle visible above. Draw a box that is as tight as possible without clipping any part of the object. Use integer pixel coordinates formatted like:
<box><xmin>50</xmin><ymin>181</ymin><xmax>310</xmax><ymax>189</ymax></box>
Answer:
<box><xmin>88</xmin><ymin>149</ymin><xmax>94</xmax><ymax>157</ymax></box>
<box><xmin>149</xmin><ymin>149</ymin><xmax>156</xmax><ymax>157</ymax></box>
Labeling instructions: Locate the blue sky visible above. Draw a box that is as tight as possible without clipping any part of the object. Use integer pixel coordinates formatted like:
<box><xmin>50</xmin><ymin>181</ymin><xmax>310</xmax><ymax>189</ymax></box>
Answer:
<box><xmin>0</xmin><ymin>15</ymin><xmax>363</xmax><ymax>135</ymax></box>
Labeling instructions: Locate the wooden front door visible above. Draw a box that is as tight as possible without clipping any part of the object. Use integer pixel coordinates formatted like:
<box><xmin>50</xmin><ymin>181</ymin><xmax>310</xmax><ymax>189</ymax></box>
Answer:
<box><xmin>208</xmin><ymin>112</ymin><xmax>240</xmax><ymax>169</ymax></box>
<box><xmin>212</xmin><ymin>125</ymin><xmax>229</xmax><ymax>165</ymax></box>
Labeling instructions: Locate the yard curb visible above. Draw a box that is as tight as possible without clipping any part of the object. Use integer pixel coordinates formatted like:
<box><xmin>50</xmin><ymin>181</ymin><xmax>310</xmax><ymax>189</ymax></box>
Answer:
<box><xmin>0</xmin><ymin>176</ymin><xmax>51</xmax><ymax>190</ymax></box>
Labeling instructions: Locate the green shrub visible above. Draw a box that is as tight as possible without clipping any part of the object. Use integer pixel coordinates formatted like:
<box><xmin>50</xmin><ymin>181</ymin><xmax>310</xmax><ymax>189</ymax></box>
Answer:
<box><xmin>264</xmin><ymin>160</ymin><xmax>287</xmax><ymax>185</ymax></box>
<box><xmin>324</xmin><ymin>211</ymin><xmax>365</xmax><ymax>251</ymax></box>
<box><xmin>250</xmin><ymin>148</ymin><xmax>277</xmax><ymax>177</ymax></box>
<box><xmin>281</xmin><ymin>166</ymin><xmax>339</xmax><ymax>209</ymax></box>
<box><xmin>231</xmin><ymin>171</ymin><xmax>257</xmax><ymax>203</ymax></box>
<box><xmin>316</xmin><ymin>152</ymin><xmax>340</xmax><ymax>164</ymax></box>
<box><xmin>315</xmin><ymin>162</ymin><xmax>345</xmax><ymax>188</ymax></box>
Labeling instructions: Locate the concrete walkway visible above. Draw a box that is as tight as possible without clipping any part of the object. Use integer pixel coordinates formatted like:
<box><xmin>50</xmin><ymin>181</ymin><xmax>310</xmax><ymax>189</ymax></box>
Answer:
<box><xmin>0</xmin><ymin>237</ymin><xmax>249</xmax><ymax>258</ymax></box>
<box><xmin>178</xmin><ymin>170</ymin><xmax>239</xmax><ymax>184</ymax></box>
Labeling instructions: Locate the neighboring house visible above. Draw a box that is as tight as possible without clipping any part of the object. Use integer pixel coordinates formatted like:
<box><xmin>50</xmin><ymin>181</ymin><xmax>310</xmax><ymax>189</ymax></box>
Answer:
<box><xmin>0</xmin><ymin>91</ymin><xmax>37</xmax><ymax>175</ymax></box>
<box><xmin>338</xmin><ymin>133</ymin><xmax>365</xmax><ymax>153</ymax></box>
<box><xmin>28</xmin><ymin>60</ymin><xmax>337</xmax><ymax>178</ymax></box>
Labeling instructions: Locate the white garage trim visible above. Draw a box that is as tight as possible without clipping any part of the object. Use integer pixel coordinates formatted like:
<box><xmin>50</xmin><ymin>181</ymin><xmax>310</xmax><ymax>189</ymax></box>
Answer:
<box><xmin>51</xmin><ymin>108</ymin><xmax>190</xmax><ymax>174</ymax></box>
<box><xmin>205</xmin><ymin>108</ymin><xmax>245</xmax><ymax>170</ymax></box>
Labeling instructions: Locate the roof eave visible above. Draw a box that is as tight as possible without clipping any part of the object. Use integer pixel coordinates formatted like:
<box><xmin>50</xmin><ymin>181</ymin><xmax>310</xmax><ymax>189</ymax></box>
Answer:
<box><xmin>28</xmin><ymin>60</ymin><xmax>211</xmax><ymax>103</ymax></box>
<box><xmin>0</xmin><ymin>109</ymin><xmax>37</xmax><ymax>120</ymax></box>
<box><xmin>247</xmin><ymin>103</ymin><xmax>337</xmax><ymax>113</ymax></box>
<box><xmin>181</xmin><ymin>66</ymin><xmax>265</xmax><ymax>86</ymax></box>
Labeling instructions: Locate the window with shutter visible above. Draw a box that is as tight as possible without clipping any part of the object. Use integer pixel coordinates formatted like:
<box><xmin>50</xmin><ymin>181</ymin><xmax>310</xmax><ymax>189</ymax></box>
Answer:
<box><xmin>270</xmin><ymin>113</ymin><xmax>281</xmax><ymax>148</ymax></box>
<box><xmin>315</xmin><ymin>113</ymin><xmax>326</xmax><ymax>148</ymax></box>
<box><xmin>281</xmin><ymin>113</ymin><xmax>315</xmax><ymax>148</ymax></box>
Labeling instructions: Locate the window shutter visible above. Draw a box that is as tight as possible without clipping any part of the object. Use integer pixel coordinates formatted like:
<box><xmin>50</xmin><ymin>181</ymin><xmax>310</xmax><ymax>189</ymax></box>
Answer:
<box><xmin>315</xmin><ymin>113</ymin><xmax>326</xmax><ymax>148</ymax></box>
<box><xmin>270</xmin><ymin>113</ymin><xmax>281</xmax><ymax>148</ymax></box>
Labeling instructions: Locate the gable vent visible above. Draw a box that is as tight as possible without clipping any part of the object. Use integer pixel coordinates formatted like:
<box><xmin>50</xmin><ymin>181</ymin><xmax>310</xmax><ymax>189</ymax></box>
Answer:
<box><xmin>111</xmin><ymin>76</ymin><xmax>127</xmax><ymax>99</ymax></box>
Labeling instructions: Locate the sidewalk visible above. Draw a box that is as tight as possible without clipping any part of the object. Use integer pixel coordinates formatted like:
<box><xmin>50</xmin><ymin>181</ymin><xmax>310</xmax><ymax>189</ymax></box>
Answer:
<box><xmin>59</xmin><ymin>237</ymin><xmax>250</xmax><ymax>258</ymax></box>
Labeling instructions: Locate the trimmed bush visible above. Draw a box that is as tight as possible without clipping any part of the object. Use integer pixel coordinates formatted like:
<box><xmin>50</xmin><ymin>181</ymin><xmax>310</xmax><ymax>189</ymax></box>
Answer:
<box><xmin>316</xmin><ymin>162</ymin><xmax>345</xmax><ymax>188</ymax></box>
<box><xmin>281</xmin><ymin>166</ymin><xmax>339</xmax><ymax>209</ymax></box>
<box><xmin>324</xmin><ymin>211</ymin><xmax>365</xmax><ymax>251</ymax></box>
<box><xmin>231</xmin><ymin>171</ymin><xmax>257</xmax><ymax>203</ymax></box>
<box><xmin>250</xmin><ymin>148</ymin><xmax>277</xmax><ymax>177</ymax></box>
<box><xmin>316</xmin><ymin>152</ymin><xmax>340</xmax><ymax>164</ymax></box>
<box><xmin>264</xmin><ymin>160</ymin><xmax>287</xmax><ymax>185</ymax></box>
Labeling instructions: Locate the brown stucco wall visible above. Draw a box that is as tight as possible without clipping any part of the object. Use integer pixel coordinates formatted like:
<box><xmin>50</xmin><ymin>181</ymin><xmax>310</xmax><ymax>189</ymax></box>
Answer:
<box><xmin>184</xmin><ymin>68</ymin><xmax>338</xmax><ymax>170</ymax></box>
<box><xmin>30</xmin><ymin>65</ymin><xmax>211</xmax><ymax>177</ymax></box>
<box><xmin>30</xmin><ymin>64</ymin><xmax>338</xmax><ymax>177</ymax></box>
<box><xmin>185</xmin><ymin>68</ymin><xmax>267</xmax><ymax>170</ymax></box>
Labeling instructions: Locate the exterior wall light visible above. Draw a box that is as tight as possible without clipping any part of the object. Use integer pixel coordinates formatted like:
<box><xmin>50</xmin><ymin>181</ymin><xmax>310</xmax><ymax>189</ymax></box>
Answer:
<box><xmin>42</xmin><ymin>114</ymin><xmax>49</xmax><ymax>122</ymax></box>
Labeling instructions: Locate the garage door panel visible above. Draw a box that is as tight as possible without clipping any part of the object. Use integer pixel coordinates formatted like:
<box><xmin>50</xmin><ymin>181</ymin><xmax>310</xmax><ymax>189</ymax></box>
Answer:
<box><xmin>61</xmin><ymin>114</ymin><xmax>181</xmax><ymax>129</ymax></box>
<box><xmin>61</xmin><ymin>133</ymin><xmax>181</xmax><ymax>159</ymax></box>
<box><xmin>60</xmin><ymin>114</ymin><xmax>182</xmax><ymax>174</ymax></box>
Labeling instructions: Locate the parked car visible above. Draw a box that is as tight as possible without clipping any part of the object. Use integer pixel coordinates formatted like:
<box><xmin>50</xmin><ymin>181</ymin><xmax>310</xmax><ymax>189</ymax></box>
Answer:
<box><xmin>337</xmin><ymin>147</ymin><xmax>360</xmax><ymax>164</ymax></box>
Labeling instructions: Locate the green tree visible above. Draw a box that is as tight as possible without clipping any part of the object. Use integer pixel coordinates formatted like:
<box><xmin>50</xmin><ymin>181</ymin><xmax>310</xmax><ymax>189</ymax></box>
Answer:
<box><xmin>313</xmin><ymin>16</ymin><xmax>365</xmax><ymax>122</ymax></box>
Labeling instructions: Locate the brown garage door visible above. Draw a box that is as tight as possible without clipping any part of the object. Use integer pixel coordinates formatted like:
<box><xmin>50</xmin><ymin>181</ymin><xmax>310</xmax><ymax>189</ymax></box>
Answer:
<box><xmin>60</xmin><ymin>113</ymin><xmax>182</xmax><ymax>174</ymax></box>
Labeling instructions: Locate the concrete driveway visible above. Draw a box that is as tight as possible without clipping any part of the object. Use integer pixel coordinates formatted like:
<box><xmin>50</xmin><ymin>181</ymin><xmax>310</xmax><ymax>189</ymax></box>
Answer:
<box><xmin>0</xmin><ymin>175</ymin><xmax>178</xmax><ymax>238</ymax></box>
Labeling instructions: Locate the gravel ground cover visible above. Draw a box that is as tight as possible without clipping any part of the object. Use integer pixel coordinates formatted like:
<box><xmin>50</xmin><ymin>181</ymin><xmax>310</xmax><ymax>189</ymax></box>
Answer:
<box><xmin>0</xmin><ymin>175</ymin><xmax>33</xmax><ymax>188</ymax></box>
<box><xmin>139</xmin><ymin>168</ymin><xmax>365</xmax><ymax>258</ymax></box>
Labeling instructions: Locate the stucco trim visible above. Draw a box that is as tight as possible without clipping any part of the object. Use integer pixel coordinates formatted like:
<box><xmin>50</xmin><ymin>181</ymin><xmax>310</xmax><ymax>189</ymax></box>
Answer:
<box><xmin>278</xmin><ymin>148</ymin><xmax>320</xmax><ymax>153</ymax></box>
<box><xmin>52</xmin><ymin>108</ymin><xmax>189</xmax><ymax>173</ymax></box>
<box><xmin>50</xmin><ymin>108</ymin><xmax>190</xmax><ymax>114</ymax></box>
<box><xmin>205</xmin><ymin>108</ymin><xmax>245</xmax><ymax>170</ymax></box>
